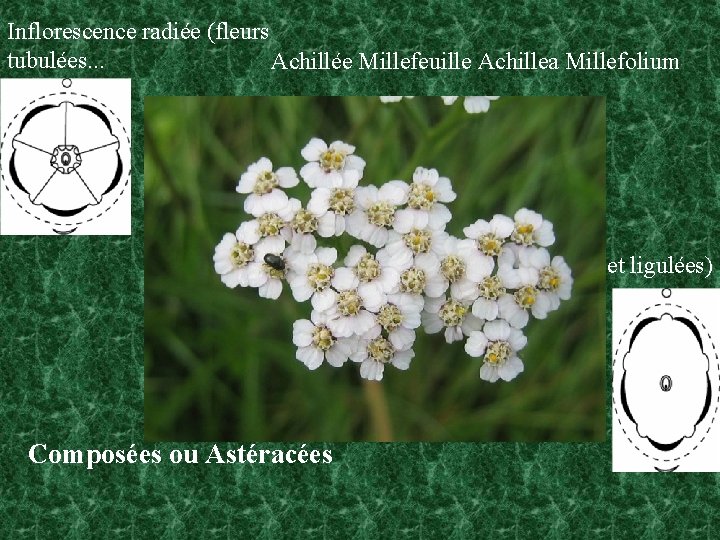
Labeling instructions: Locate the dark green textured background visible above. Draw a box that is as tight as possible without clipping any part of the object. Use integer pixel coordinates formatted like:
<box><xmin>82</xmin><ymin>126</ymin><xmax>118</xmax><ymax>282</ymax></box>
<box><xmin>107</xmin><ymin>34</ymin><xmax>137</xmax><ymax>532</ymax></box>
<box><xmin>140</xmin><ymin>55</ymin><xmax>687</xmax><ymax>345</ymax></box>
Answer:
<box><xmin>2</xmin><ymin>1</ymin><xmax>719</xmax><ymax>536</ymax></box>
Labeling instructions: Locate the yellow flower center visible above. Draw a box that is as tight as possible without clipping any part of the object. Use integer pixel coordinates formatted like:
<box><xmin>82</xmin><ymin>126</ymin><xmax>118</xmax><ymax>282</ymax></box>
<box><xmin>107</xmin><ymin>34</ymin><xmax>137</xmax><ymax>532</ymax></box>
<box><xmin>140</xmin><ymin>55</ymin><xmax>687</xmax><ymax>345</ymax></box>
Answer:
<box><xmin>253</xmin><ymin>170</ymin><xmax>278</xmax><ymax>195</ymax></box>
<box><xmin>328</xmin><ymin>188</ymin><xmax>355</xmax><ymax>215</ymax></box>
<box><xmin>312</xmin><ymin>325</ymin><xmax>335</xmax><ymax>351</ymax></box>
<box><xmin>337</xmin><ymin>290</ymin><xmax>362</xmax><ymax>316</ymax></box>
<box><xmin>408</xmin><ymin>183</ymin><xmax>436</xmax><ymax>210</ymax></box>
<box><xmin>376</xmin><ymin>304</ymin><xmax>404</xmax><ymax>331</ymax></box>
<box><xmin>306</xmin><ymin>263</ymin><xmax>334</xmax><ymax>291</ymax></box>
<box><xmin>403</xmin><ymin>228</ymin><xmax>432</xmax><ymax>254</ymax></box>
<box><xmin>367</xmin><ymin>201</ymin><xmax>396</xmax><ymax>228</ymax></box>
<box><xmin>477</xmin><ymin>233</ymin><xmax>503</xmax><ymax>256</ymax></box>
<box><xmin>292</xmin><ymin>209</ymin><xmax>318</xmax><ymax>234</ymax></box>
<box><xmin>230</xmin><ymin>242</ymin><xmax>254</xmax><ymax>268</ymax></box>
<box><xmin>538</xmin><ymin>267</ymin><xmax>560</xmax><ymax>291</ymax></box>
<box><xmin>438</xmin><ymin>299</ymin><xmax>468</xmax><ymax>327</ymax></box>
<box><xmin>258</xmin><ymin>213</ymin><xmax>284</xmax><ymax>237</ymax></box>
<box><xmin>440</xmin><ymin>255</ymin><xmax>466</xmax><ymax>282</ymax></box>
<box><xmin>367</xmin><ymin>337</ymin><xmax>395</xmax><ymax>363</ymax></box>
<box><xmin>478</xmin><ymin>275</ymin><xmax>505</xmax><ymax>300</ymax></box>
<box><xmin>400</xmin><ymin>268</ymin><xmax>426</xmax><ymax>294</ymax></box>
<box><xmin>319</xmin><ymin>148</ymin><xmax>346</xmax><ymax>172</ymax></box>
<box><xmin>512</xmin><ymin>223</ymin><xmax>535</xmax><ymax>246</ymax></box>
<box><xmin>485</xmin><ymin>341</ymin><xmax>510</xmax><ymax>365</ymax></box>
<box><xmin>514</xmin><ymin>285</ymin><xmax>537</xmax><ymax>308</ymax></box>
<box><xmin>262</xmin><ymin>262</ymin><xmax>286</xmax><ymax>280</ymax></box>
<box><xmin>354</xmin><ymin>253</ymin><xmax>381</xmax><ymax>282</ymax></box>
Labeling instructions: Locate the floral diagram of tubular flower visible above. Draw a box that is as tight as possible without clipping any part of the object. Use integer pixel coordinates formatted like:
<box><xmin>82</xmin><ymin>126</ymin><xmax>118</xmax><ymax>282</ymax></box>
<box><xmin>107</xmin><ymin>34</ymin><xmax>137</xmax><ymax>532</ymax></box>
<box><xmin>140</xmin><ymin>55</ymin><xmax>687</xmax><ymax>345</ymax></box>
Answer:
<box><xmin>0</xmin><ymin>78</ymin><xmax>131</xmax><ymax>235</ymax></box>
<box><xmin>9</xmin><ymin>100</ymin><xmax>123</xmax><ymax>217</ymax></box>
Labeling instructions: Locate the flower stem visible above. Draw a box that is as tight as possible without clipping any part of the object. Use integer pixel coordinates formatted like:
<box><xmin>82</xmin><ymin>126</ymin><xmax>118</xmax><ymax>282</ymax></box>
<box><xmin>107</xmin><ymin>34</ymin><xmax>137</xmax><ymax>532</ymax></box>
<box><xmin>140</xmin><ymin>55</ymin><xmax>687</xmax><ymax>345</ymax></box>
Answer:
<box><xmin>362</xmin><ymin>379</ymin><xmax>394</xmax><ymax>441</ymax></box>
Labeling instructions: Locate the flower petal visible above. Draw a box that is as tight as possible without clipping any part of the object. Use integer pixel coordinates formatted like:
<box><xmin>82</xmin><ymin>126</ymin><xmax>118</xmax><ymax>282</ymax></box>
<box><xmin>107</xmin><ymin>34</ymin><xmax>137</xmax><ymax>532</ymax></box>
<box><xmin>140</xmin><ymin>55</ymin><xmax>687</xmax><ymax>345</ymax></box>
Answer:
<box><xmin>498</xmin><ymin>356</ymin><xmax>524</xmax><ymax>381</ymax></box>
<box><xmin>491</xmin><ymin>214</ymin><xmax>515</xmax><ymax>238</ymax></box>
<box><xmin>311</xmin><ymin>288</ymin><xmax>337</xmax><ymax>312</ymax></box>
<box><xmin>360</xmin><ymin>359</ymin><xmax>384</xmax><ymax>381</ymax></box>
<box><xmin>301</xmin><ymin>137</ymin><xmax>328</xmax><ymax>161</ymax></box>
<box><xmin>391</xmin><ymin>349</ymin><xmax>414</xmax><ymax>370</ymax></box>
<box><xmin>479</xmin><ymin>363</ymin><xmax>499</xmax><ymax>382</ymax></box>
<box><xmin>389</xmin><ymin>326</ymin><xmax>416</xmax><ymax>350</ymax></box>
<box><xmin>483</xmin><ymin>319</ymin><xmax>510</xmax><ymax>341</ymax></box>
<box><xmin>465</xmin><ymin>331</ymin><xmax>488</xmax><ymax>357</ymax></box>
<box><xmin>325</xmin><ymin>345</ymin><xmax>348</xmax><ymax>367</ymax></box>
<box><xmin>292</xmin><ymin>319</ymin><xmax>315</xmax><ymax>347</ymax></box>
<box><xmin>332</xmin><ymin>267</ymin><xmax>359</xmax><ymax>291</ymax></box>
<box><xmin>472</xmin><ymin>298</ymin><xmax>498</xmax><ymax>320</ymax></box>
<box><xmin>379</xmin><ymin>180</ymin><xmax>410</xmax><ymax>205</ymax></box>
<box><xmin>297</xmin><ymin>346</ymin><xmax>323</xmax><ymax>370</ymax></box>
<box><xmin>276</xmin><ymin>167</ymin><xmax>299</xmax><ymax>188</ymax></box>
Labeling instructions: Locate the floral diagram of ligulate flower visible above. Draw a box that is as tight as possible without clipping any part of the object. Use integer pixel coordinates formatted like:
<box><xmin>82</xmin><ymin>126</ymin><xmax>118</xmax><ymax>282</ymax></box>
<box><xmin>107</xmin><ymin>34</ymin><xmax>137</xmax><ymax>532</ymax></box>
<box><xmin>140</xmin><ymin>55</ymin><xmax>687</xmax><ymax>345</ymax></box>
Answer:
<box><xmin>214</xmin><ymin>101</ymin><xmax>573</xmax><ymax>383</ymax></box>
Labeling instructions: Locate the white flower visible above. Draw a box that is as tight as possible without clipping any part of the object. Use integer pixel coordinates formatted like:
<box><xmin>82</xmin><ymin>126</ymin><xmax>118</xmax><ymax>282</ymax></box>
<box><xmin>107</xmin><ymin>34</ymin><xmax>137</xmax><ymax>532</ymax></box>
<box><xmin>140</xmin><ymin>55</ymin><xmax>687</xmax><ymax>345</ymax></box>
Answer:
<box><xmin>245</xmin><ymin>190</ymin><xmax>296</xmax><ymax>244</ymax></box>
<box><xmin>462</xmin><ymin>96</ymin><xmax>499</xmax><ymax>113</ymax></box>
<box><xmin>525</xmin><ymin>249</ymin><xmax>573</xmax><ymax>313</ymax></box>
<box><xmin>285</xmin><ymin>200</ymin><xmax>323</xmax><ymax>254</ymax></box>
<box><xmin>379</xmin><ymin>96</ymin><xmax>413</xmax><ymax>103</ymax></box>
<box><xmin>442</xmin><ymin>96</ymin><xmax>500</xmax><ymax>113</ymax></box>
<box><xmin>292</xmin><ymin>311</ymin><xmax>356</xmax><ymax>369</ymax></box>
<box><xmin>375</xmin><ymin>241</ymin><xmax>414</xmax><ymax>276</ymax></box>
<box><xmin>394</xmin><ymin>167</ymin><xmax>455</xmax><ymax>232</ymax></box>
<box><xmin>236</xmin><ymin>157</ymin><xmax>298</xmax><ymax>215</ymax></box>
<box><xmin>496</xmin><ymin>242</ymin><xmax>529</xmax><ymax>275</ymax></box>
<box><xmin>344</xmin><ymin>244</ymin><xmax>401</xmax><ymax>302</ymax></box>
<box><xmin>213</xmin><ymin>221</ymin><xmax>261</xmax><ymax>288</ymax></box>
<box><xmin>463</xmin><ymin>214</ymin><xmax>515</xmax><ymax>258</ymax></box>
<box><xmin>465</xmin><ymin>320</ymin><xmax>527</xmax><ymax>382</ymax></box>
<box><xmin>392</xmin><ymin>252</ymin><xmax>446</xmax><ymax>298</ymax></box>
<box><xmin>379</xmin><ymin>228</ymin><xmax>448</xmax><ymax>298</ymax></box>
<box><xmin>383</xmin><ymin>226</ymin><xmax>445</xmax><ymax>264</ymax></box>
<box><xmin>382</xmin><ymin>96</ymin><xmax>499</xmax><ymax>113</ymax></box>
<box><xmin>497</xmin><ymin>243</ymin><xmax>543</xmax><ymax>282</ymax></box>
<box><xmin>345</xmin><ymin>181</ymin><xmax>410</xmax><ymax>247</ymax></box>
<box><xmin>364</xmin><ymin>292</ymin><xmax>423</xmax><ymax>351</ymax></box>
<box><xmin>286</xmin><ymin>246</ymin><xmax>338</xmax><ymax>311</ymax></box>
<box><xmin>422</xmin><ymin>295</ymin><xmax>483</xmax><ymax>343</ymax></box>
<box><xmin>496</xmin><ymin>249</ymin><xmax>550</xmax><ymax>327</ymax></box>
<box><xmin>300</xmin><ymin>138</ymin><xmax>366</xmax><ymax>189</ymax></box>
<box><xmin>510</xmin><ymin>208</ymin><xmax>555</xmax><ymax>247</ymax></box>
<box><xmin>307</xmin><ymin>182</ymin><xmax>359</xmax><ymax>238</ymax></box>
<box><xmin>466</xmin><ymin>272</ymin><xmax>514</xmax><ymax>321</ymax></box>
<box><xmin>246</xmin><ymin>236</ymin><xmax>288</xmax><ymax>300</ymax></box>
<box><xmin>325</xmin><ymin>267</ymin><xmax>384</xmax><ymax>338</ymax></box>
<box><xmin>355</xmin><ymin>336</ymin><xmax>415</xmax><ymax>381</ymax></box>
<box><xmin>434</xmin><ymin>234</ymin><xmax>494</xmax><ymax>300</ymax></box>
<box><xmin>217</xmin><ymin>130</ymin><xmax>574</xmax><ymax>386</ymax></box>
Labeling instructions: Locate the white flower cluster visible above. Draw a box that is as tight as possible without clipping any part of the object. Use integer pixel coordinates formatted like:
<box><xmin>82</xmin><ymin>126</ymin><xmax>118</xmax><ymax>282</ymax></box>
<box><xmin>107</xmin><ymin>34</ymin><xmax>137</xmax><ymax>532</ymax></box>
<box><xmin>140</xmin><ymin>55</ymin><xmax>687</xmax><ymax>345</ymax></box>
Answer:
<box><xmin>380</xmin><ymin>96</ymin><xmax>500</xmax><ymax>113</ymax></box>
<box><xmin>214</xmin><ymin>139</ymin><xmax>572</xmax><ymax>383</ymax></box>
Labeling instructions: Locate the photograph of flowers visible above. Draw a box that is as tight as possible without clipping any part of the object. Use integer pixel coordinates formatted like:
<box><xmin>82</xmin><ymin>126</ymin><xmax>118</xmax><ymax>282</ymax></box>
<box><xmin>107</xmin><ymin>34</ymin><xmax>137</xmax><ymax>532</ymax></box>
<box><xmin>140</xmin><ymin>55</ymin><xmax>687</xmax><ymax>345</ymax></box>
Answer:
<box><xmin>144</xmin><ymin>96</ymin><xmax>605</xmax><ymax>442</ymax></box>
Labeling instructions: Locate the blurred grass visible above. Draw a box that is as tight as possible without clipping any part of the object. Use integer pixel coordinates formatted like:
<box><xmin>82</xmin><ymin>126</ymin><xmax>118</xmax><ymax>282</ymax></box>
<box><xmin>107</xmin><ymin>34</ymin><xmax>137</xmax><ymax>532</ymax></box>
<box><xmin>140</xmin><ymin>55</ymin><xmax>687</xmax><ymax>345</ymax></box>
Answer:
<box><xmin>144</xmin><ymin>96</ymin><xmax>605</xmax><ymax>442</ymax></box>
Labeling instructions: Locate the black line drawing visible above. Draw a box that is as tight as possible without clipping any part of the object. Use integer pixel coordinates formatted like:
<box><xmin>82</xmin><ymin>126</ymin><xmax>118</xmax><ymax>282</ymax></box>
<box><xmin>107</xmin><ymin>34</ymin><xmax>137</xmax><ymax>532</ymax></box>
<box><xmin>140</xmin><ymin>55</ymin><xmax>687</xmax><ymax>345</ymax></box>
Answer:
<box><xmin>620</xmin><ymin>313</ymin><xmax>711</xmax><ymax>451</ymax></box>
<box><xmin>0</xmin><ymin>79</ymin><xmax>130</xmax><ymax>235</ymax></box>
<box><xmin>612</xmin><ymin>288</ymin><xmax>720</xmax><ymax>472</ymax></box>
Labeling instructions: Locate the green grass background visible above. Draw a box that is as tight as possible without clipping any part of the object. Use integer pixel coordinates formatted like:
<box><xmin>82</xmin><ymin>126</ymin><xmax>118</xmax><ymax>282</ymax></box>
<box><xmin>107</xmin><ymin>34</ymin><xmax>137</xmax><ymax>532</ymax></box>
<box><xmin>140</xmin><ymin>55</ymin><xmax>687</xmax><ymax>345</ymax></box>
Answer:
<box><xmin>144</xmin><ymin>96</ymin><xmax>605</xmax><ymax>442</ymax></box>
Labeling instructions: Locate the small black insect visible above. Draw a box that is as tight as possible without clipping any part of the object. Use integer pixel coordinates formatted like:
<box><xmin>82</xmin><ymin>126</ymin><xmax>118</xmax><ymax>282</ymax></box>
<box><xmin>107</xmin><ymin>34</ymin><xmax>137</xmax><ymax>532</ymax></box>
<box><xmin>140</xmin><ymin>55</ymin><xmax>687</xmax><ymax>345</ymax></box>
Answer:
<box><xmin>263</xmin><ymin>253</ymin><xmax>286</xmax><ymax>271</ymax></box>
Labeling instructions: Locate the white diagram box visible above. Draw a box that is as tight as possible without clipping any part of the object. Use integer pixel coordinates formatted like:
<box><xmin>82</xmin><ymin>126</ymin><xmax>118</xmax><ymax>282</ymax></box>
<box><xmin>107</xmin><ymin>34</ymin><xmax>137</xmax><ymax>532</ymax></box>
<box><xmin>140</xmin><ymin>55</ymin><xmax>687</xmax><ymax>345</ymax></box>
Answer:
<box><xmin>612</xmin><ymin>288</ymin><xmax>720</xmax><ymax>472</ymax></box>
<box><xmin>0</xmin><ymin>78</ymin><xmax>131</xmax><ymax>235</ymax></box>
